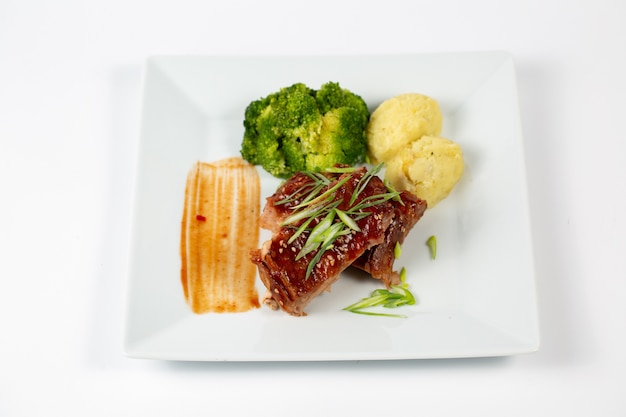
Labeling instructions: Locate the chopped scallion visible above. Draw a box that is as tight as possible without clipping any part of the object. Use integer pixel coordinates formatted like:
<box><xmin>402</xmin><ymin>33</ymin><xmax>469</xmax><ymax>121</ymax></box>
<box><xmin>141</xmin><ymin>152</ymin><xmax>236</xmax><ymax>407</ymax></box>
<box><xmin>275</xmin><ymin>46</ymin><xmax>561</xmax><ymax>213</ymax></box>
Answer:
<box><xmin>427</xmin><ymin>235</ymin><xmax>437</xmax><ymax>260</ymax></box>
<box><xmin>394</xmin><ymin>242</ymin><xmax>402</xmax><ymax>259</ymax></box>
<box><xmin>275</xmin><ymin>164</ymin><xmax>405</xmax><ymax>280</ymax></box>
<box><xmin>343</xmin><ymin>269</ymin><xmax>416</xmax><ymax>318</ymax></box>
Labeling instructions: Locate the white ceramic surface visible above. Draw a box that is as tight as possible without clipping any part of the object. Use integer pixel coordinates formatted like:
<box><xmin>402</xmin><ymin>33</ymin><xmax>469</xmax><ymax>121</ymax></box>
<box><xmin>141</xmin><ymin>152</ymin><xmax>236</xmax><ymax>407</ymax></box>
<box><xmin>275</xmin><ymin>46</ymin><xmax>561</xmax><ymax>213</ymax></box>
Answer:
<box><xmin>124</xmin><ymin>52</ymin><xmax>539</xmax><ymax>361</ymax></box>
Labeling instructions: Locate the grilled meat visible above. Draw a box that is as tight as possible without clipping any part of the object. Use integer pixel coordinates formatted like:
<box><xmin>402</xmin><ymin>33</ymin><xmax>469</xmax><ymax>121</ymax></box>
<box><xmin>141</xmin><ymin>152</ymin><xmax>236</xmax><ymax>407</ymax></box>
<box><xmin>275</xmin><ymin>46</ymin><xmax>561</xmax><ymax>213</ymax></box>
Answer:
<box><xmin>351</xmin><ymin>190</ymin><xmax>426</xmax><ymax>286</ymax></box>
<box><xmin>251</xmin><ymin>166</ymin><xmax>426</xmax><ymax>316</ymax></box>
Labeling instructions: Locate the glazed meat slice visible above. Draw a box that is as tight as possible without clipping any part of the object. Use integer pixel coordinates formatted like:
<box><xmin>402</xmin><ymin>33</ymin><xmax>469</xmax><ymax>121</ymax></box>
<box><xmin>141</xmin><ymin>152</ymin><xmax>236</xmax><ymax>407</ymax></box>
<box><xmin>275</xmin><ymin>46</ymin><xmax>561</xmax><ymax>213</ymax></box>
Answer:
<box><xmin>351</xmin><ymin>191</ymin><xmax>427</xmax><ymax>286</ymax></box>
<box><xmin>251</xmin><ymin>166</ymin><xmax>426</xmax><ymax>316</ymax></box>
<box><xmin>258</xmin><ymin>170</ymin><xmax>338</xmax><ymax>234</ymax></box>
<box><xmin>252</xmin><ymin>168</ymin><xmax>393</xmax><ymax>316</ymax></box>
<box><xmin>257</xmin><ymin>166</ymin><xmax>427</xmax><ymax>288</ymax></box>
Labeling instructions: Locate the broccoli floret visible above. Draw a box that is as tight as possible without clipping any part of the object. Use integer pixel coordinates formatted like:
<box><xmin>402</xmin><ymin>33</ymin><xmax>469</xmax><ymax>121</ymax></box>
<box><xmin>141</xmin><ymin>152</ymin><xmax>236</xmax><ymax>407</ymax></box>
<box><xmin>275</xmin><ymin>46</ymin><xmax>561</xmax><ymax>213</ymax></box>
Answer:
<box><xmin>240</xmin><ymin>82</ymin><xmax>370</xmax><ymax>178</ymax></box>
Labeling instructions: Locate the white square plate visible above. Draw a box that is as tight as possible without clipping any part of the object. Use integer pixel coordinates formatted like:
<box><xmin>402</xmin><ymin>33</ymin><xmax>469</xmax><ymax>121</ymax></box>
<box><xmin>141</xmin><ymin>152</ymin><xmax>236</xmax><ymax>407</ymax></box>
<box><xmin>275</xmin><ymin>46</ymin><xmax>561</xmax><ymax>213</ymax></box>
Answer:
<box><xmin>124</xmin><ymin>52</ymin><xmax>539</xmax><ymax>361</ymax></box>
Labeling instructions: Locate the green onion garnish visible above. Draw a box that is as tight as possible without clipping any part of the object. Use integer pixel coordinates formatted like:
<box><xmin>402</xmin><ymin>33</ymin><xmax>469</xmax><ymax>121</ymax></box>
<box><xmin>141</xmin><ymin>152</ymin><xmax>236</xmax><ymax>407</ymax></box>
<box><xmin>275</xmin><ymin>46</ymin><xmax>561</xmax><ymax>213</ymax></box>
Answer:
<box><xmin>394</xmin><ymin>242</ymin><xmax>402</xmax><ymax>259</ymax></box>
<box><xmin>427</xmin><ymin>235</ymin><xmax>437</xmax><ymax>260</ymax></box>
<box><xmin>275</xmin><ymin>164</ymin><xmax>403</xmax><ymax>280</ymax></box>
<box><xmin>343</xmin><ymin>267</ymin><xmax>416</xmax><ymax>318</ymax></box>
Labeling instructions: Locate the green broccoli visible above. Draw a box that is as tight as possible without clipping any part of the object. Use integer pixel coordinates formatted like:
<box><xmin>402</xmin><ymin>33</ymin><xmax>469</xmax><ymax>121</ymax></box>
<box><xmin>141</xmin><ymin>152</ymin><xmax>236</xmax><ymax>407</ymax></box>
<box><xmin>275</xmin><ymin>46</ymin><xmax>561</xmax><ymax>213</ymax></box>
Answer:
<box><xmin>240</xmin><ymin>82</ymin><xmax>370</xmax><ymax>178</ymax></box>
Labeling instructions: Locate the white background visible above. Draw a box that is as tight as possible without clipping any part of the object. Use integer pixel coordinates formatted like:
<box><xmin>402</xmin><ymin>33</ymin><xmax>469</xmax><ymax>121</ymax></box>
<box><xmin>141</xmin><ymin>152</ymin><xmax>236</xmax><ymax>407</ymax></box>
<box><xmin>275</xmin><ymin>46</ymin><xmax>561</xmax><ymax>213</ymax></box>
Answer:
<box><xmin>1</xmin><ymin>0</ymin><xmax>625</xmax><ymax>415</ymax></box>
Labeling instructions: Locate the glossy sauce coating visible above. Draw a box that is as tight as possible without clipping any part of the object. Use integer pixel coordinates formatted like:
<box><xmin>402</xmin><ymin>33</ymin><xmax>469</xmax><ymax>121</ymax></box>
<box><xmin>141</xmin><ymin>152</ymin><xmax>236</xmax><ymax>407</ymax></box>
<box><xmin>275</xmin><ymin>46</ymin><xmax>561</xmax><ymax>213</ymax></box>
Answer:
<box><xmin>252</xmin><ymin>167</ymin><xmax>424</xmax><ymax>316</ymax></box>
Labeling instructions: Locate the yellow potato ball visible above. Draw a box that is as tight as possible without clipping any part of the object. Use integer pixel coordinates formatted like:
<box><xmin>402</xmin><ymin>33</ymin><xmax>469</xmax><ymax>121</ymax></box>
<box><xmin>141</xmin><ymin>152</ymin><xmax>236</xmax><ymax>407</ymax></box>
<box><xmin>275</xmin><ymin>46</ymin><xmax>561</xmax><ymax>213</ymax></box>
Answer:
<box><xmin>384</xmin><ymin>136</ymin><xmax>464</xmax><ymax>207</ymax></box>
<box><xmin>366</xmin><ymin>93</ymin><xmax>443</xmax><ymax>164</ymax></box>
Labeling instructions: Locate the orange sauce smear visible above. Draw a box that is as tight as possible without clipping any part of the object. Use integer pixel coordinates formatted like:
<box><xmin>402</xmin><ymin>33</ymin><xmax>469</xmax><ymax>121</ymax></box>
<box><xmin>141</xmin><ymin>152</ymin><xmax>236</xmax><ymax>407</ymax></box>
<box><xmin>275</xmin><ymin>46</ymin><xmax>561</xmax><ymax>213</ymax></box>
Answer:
<box><xmin>180</xmin><ymin>158</ymin><xmax>261</xmax><ymax>313</ymax></box>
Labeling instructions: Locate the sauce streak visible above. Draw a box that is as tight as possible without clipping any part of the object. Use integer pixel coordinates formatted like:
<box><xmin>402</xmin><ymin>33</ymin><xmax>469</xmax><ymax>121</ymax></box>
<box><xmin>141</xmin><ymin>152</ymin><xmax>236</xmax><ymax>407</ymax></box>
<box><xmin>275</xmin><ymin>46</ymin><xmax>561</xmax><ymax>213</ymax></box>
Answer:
<box><xmin>180</xmin><ymin>158</ymin><xmax>261</xmax><ymax>313</ymax></box>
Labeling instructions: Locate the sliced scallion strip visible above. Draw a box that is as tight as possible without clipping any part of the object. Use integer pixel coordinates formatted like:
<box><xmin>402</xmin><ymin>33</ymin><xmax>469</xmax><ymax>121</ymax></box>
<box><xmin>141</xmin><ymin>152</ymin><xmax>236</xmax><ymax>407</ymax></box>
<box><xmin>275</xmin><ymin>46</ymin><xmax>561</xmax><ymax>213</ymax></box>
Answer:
<box><xmin>335</xmin><ymin>208</ymin><xmax>361</xmax><ymax>232</ymax></box>
<box><xmin>343</xmin><ymin>269</ymin><xmax>416</xmax><ymax>318</ymax></box>
<box><xmin>427</xmin><ymin>235</ymin><xmax>437</xmax><ymax>260</ymax></box>
<box><xmin>295</xmin><ymin>210</ymin><xmax>336</xmax><ymax>260</ymax></box>
<box><xmin>394</xmin><ymin>242</ymin><xmax>402</xmax><ymax>259</ymax></box>
<box><xmin>292</xmin><ymin>174</ymin><xmax>351</xmax><ymax>210</ymax></box>
<box><xmin>322</xmin><ymin>166</ymin><xmax>356</xmax><ymax>174</ymax></box>
<box><xmin>347</xmin><ymin>310</ymin><xmax>407</xmax><ymax>319</ymax></box>
<box><xmin>274</xmin><ymin>164</ymin><xmax>407</xmax><ymax>281</ymax></box>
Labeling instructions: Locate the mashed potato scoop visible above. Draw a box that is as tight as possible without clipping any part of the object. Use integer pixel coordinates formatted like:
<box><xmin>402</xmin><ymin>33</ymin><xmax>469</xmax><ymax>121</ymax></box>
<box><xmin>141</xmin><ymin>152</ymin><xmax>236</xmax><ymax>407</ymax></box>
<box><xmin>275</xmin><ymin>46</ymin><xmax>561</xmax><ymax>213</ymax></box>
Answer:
<box><xmin>367</xmin><ymin>93</ymin><xmax>443</xmax><ymax>164</ymax></box>
<box><xmin>384</xmin><ymin>136</ymin><xmax>464</xmax><ymax>207</ymax></box>
<box><xmin>366</xmin><ymin>93</ymin><xmax>464</xmax><ymax>208</ymax></box>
